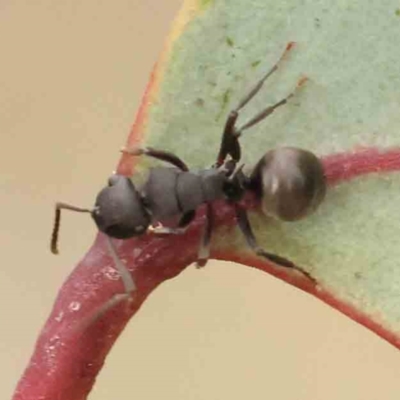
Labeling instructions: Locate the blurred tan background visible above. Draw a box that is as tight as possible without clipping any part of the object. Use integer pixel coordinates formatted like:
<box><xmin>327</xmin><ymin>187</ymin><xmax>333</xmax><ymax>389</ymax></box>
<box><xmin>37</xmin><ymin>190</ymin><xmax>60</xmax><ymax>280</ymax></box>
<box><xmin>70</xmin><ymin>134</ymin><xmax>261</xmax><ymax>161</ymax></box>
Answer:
<box><xmin>1</xmin><ymin>1</ymin><xmax>400</xmax><ymax>399</ymax></box>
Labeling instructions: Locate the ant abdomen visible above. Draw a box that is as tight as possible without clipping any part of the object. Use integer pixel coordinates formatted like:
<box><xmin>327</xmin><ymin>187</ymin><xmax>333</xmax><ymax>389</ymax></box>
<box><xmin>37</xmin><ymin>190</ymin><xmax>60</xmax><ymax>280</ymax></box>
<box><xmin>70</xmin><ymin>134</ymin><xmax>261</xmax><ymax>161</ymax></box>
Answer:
<box><xmin>249</xmin><ymin>147</ymin><xmax>326</xmax><ymax>221</ymax></box>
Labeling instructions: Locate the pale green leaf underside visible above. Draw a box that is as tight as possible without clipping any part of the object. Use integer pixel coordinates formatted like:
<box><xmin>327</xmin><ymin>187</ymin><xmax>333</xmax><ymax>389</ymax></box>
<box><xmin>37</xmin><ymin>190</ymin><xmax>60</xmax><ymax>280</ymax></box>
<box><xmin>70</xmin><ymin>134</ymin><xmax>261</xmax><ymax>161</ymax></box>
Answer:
<box><xmin>140</xmin><ymin>1</ymin><xmax>400</xmax><ymax>336</ymax></box>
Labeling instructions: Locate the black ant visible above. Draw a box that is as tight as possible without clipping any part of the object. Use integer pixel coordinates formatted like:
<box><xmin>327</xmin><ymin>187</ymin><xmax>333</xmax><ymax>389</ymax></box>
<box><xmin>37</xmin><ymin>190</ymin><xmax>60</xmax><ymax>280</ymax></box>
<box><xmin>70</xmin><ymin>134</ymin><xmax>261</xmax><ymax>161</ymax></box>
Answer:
<box><xmin>51</xmin><ymin>43</ymin><xmax>326</xmax><ymax>298</ymax></box>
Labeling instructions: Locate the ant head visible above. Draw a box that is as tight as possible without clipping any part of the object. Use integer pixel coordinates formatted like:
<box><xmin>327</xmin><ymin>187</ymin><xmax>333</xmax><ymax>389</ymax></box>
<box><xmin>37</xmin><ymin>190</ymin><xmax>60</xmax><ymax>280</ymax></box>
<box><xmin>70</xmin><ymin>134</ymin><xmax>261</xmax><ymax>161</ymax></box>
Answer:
<box><xmin>92</xmin><ymin>175</ymin><xmax>151</xmax><ymax>239</ymax></box>
<box><xmin>51</xmin><ymin>175</ymin><xmax>151</xmax><ymax>254</ymax></box>
<box><xmin>249</xmin><ymin>147</ymin><xmax>326</xmax><ymax>221</ymax></box>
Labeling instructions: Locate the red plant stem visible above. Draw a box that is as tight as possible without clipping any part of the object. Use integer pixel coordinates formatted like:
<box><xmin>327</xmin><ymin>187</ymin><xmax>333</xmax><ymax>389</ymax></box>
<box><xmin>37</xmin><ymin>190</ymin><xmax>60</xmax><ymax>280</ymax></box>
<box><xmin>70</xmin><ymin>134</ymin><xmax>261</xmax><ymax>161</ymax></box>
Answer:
<box><xmin>12</xmin><ymin>147</ymin><xmax>400</xmax><ymax>400</ymax></box>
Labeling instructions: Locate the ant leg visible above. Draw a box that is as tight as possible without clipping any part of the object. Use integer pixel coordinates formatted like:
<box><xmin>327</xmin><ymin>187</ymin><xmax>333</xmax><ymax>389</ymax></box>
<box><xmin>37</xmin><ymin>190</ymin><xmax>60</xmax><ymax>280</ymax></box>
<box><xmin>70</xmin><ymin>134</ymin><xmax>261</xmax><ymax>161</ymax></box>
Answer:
<box><xmin>234</xmin><ymin>42</ymin><xmax>295</xmax><ymax>113</ymax></box>
<box><xmin>215</xmin><ymin>42</ymin><xmax>295</xmax><ymax>166</ymax></box>
<box><xmin>78</xmin><ymin>292</ymin><xmax>132</xmax><ymax>331</ymax></box>
<box><xmin>236</xmin><ymin>77</ymin><xmax>307</xmax><ymax>135</ymax></box>
<box><xmin>76</xmin><ymin>237</ymin><xmax>136</xmax><ymax>329</ymax></box>
<box><xmin>147</xmin><ymin>210</ymin><xmax>196</xmax><ymax>235</ymax></box>
<box><xmin>235</xmin><ymin>204</ymin><xmax>315</xmax><ymax>281</ymax></box>
<box><xmin>196</xmin><ymin>203</ymin><xmax>214</xmax><ymax>267</ymax></box>
<box><xmin>105</xmin><ymin>236</ymin><xmax>136</xmax><ymax>293</ymax></box>
<box><xmin>147</xmin><ymin>210</ymin><xmax>196</xmax><ymax>236</ymax></box>
<box><xmin>216</xmin><ymin>111</ymin><xmax>241</xmax><ymax>166</ymax></box>
<box><xmin>82</xmin><ymin>212</ymin><xmax>195</xmax><ymax>326</ymax></box>
<box><xmin>147</xmin><ymin>213</ymin><xmax>192</xmax><ymax>235</ymax></box>
<box><xmin>122</xmin><ymin>147</ymin><xmax>189</xmax><ymax>171</ymax></box>
<box><xmin>148</xmin><ymin>224</ymin><xmax>187</xmax><ymax>235</ymax></box>
<box><xmin>179</xmin><ymin>210</ymin><xmax>196</xmax><ymax>228</ymax></box>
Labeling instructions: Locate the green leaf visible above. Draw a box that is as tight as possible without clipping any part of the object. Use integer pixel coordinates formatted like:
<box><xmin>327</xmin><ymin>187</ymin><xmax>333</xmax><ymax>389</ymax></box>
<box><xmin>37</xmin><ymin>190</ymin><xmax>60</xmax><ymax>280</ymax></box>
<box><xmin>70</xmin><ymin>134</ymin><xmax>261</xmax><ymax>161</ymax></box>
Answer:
<box><xmin>136</xmin><ymin>0</ymin><xmax>400</xmax><ymax>345</ymax></box>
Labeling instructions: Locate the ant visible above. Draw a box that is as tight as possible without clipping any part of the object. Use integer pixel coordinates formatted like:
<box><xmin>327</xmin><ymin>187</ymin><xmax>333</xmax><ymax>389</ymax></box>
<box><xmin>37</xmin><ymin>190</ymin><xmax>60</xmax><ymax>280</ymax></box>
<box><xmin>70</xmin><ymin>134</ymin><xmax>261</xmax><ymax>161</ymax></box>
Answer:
<box><xmin>51</xmin><ymin>43</ymin><xmax>326</xmax><ymax>300</ymax></box>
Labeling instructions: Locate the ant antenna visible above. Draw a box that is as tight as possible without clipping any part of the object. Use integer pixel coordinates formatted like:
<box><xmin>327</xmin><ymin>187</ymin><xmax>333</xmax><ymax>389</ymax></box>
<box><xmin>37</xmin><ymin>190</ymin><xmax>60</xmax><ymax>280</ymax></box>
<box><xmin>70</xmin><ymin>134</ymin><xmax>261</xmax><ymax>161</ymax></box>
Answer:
<box><xmin>51</xmin><ymin>202</ymin><xmax>92</xmax><ymax>254</ymax></box>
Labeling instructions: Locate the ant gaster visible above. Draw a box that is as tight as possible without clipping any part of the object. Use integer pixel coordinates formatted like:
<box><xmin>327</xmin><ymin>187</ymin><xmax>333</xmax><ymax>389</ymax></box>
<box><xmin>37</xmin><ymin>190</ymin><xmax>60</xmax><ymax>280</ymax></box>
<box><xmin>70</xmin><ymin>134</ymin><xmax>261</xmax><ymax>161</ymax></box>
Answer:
<box><xmin>51</xmin><ymin>43</ymin><xmax>326</xmax><ymax>298</ymax></box>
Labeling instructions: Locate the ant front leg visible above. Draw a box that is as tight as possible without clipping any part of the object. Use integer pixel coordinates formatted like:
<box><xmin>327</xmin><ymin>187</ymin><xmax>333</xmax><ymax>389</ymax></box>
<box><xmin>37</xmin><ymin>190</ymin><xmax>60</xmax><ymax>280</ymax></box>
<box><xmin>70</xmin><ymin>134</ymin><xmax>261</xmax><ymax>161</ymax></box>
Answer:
<box><xmin>76</xmin><ymin>237</ymin><xmax>136</xmax><ymax>329</ymax></box>
<box><xmin>147</xmin><ymin>210</ymin><xmax>196</xmax><ymax>235</ymax></box>
<box><xmin>122</xmin><ymin>146</ymin><xmax>189</xmax><ymax>171</ymax></box>
<box><xmin>215</xmin><ymin>42</ymin><xmax>295</xmax><ymax>167</ymax></box>
<box><xmin>234</xmin><ymin>204</ymin><xmax>315</xmax><ymax>282</ymax></box>
<box><xmin>105</xmin><ymin>236</ymin><xmax>136</xmax><ymax>294</ymax></box>
<box><xmin>148</xmin><ymin>224</ymin><xmax>187</xmax><ymax>235</ymax></box>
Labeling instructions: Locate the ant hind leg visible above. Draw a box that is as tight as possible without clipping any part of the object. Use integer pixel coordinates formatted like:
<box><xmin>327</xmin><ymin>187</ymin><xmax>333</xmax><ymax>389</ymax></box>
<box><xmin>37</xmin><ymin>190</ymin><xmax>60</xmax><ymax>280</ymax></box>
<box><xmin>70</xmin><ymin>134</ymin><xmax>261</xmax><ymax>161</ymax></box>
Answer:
<box><xmin>215</xmin><ymin>42</ymin><xmax>295</xmax><ymax>166</ymax></box>
<box><xmin>234</xmin><ymin>204</ymin><xmax>315</xmax><ymax>282</ymax></box>
<box><xmin>75</xmin><ymin>237</ymin><xmax>136</xmax><ymax>329</ymax></box>
<box><xmin>234</xmin><ymin>42</ymin><xmax>295</xmax><ymax>113</ymax></box>
<box><xmin>236</xmin><ymin>76</ymin><xmax>307</xmax><ymax>135</ymax></box>
<box><xmin>105</xmin><ymin>236</ymin><xmax>136</xmax><ymax>293</ymax></box>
